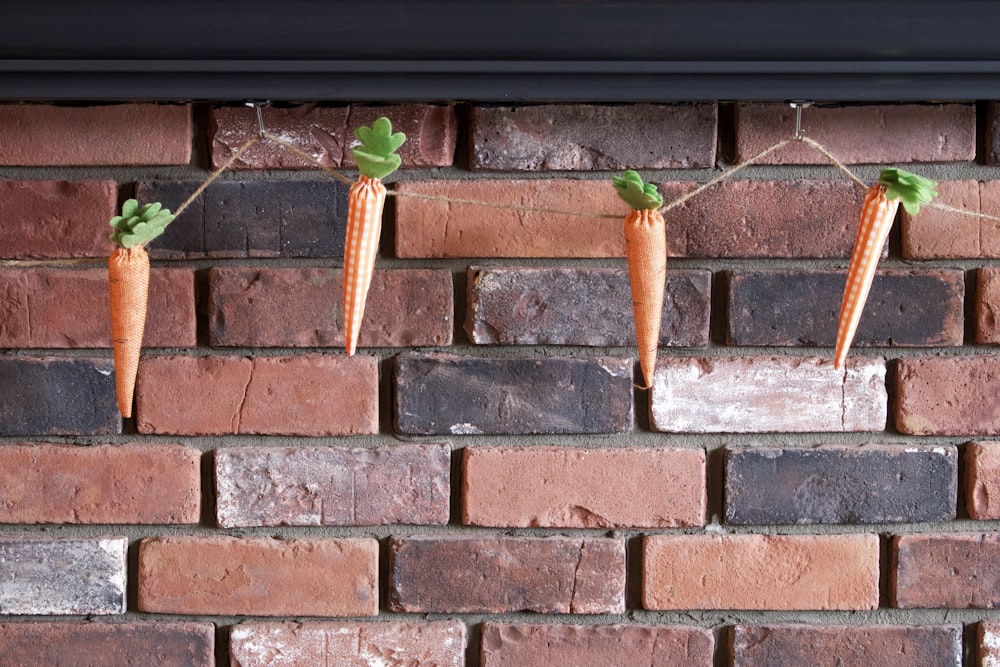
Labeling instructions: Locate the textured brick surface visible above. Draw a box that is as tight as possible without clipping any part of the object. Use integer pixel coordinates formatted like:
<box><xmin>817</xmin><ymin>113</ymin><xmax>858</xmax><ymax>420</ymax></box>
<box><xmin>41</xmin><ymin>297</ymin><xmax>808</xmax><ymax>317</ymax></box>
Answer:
<box><xmin>394</xmin><ymin>353</ymin><xmax>633</xmax><ymax>435</ymax></box>
<box><xmin>649</xmin><ymin>356</ymin><xmax>887</xmax><ymax>433</ymax></box>
<box><xmin>0</xmin><ymin>357</ymin><xmax>119</xmax><ymax>436</ymax></box>
<box><xmin>976</xmin><ymin>268</ymin><xmax>1000</xmax><ymax>344</ymax></box>
<box><xmin>462</xmin><ymin>446</ymin><xmax>705</xmax><ymax>528</ymax></box>
<box><xmin>896</xmin><ymin>356</ymin><xmax>1000</xmax><ymax>435</ymax></box>
<box><xmin>216</xmin><ymin>444</ymin><xmax>451</xmax><ymax>527</ymax></box>
<box><xmin>735</xmin><ymin>103</ymin><xmax>976</xmax><ymax>164</ymax></box>
<box><xmin>0</xmin><ymin>267</ymin><xmax>196</xmax><ymax>348</ymax></box>
<box><xmin>0</xmin><ymin>622</ymin><xmax>215</xmax><ymax>666</ymax></box>
<box><xmin>725</xmin><ymin>445</ymin><xmax>957</xmax><ymax>524</ymax></box>
<box><xmin>136</xmin><ymin>354</ymin><xmax>379</xmax><ymax>436</ymax></box>
<box><xmin>643</xmin><ymin>534</ymin><xmax>879</xmax><ymax>610</ymax></box>
<box><xmin>0</xmin><ymin>443</ymin><xmax>200</xmax><ymax>524</ymax></box>
<box><xmin>230</xmin><ymin>620</ymin><xmax>465</xmax><ymax>667</ymax></box>
<box><xmin>0</xmin><ymin>180</ymin><xmax>116</xmax><ymax>259</ymax></box>
<box><xmin>136</xmin><ymin>180</ymin><xmax>349</xmax><ymax>259</ymax></box>
<box><xmin>389</xmin><ymin>536</ymin><xmax>626</xmax><ymax>614</ymax></box>
<box><xmin>138</xmin><ymin>536</ymin><xmax>378</xmax><ymax>616</ymax></box>
<box><xmin>901</xmin><ymin>180</ymin><xmax>981</xmax><ymax>259</ymax></box>
<box><xmin>967</xmin><ymin>441</ymin><xmax>1000</xmax><ymax>519</ymax></box>
<box><xmin>978</xmin><ymin>181</ymin><xmax>1000</xmax><ymax>258</ymax></box>
<box><xmin>465</xmin><ymin>267</ymin><xmax>710</xmax><ymax>347</ymax></box>
<box><xmin>731</xmin><ymin>624</ymin><xmax>962</xmax><ymax>667</ymax></box>
<box><xmin>724</xmin><ymin>269</ymin><xmax>964</xmax><ymax>347</ymax></box>
<box><xmin>0</xmin><ymin>103</ymin><xmax>192</xmax><ymax>165</ymax></box>
<box><xmin>987</xmin><ymin>101</ymin><xmax>1000</xmax><ymax>165</ymax></box>
<box><xmin>208</xmin><ymin>267</ymin><xmax>452</xmax><ymax>348</ymax></box>
<box><xmin>210</xmin><ymin>103</ymin><xmax>457</xmax><ymax>169</ymax></box>
<box><xmin>979</xmin><ymin>621</ymin><xmax>1000</xmax><ymax>666</ymax></box>
<box><xmin>469</xmin><ymin>103</ymin><xmax>717</xmax><ymax>170</ymax></box>
<box><xmin>481</xmin><ymin>623</ymin><xmax>714</xmax><ymax>667</ymax></box>
<box><xmin>0</xmin><ymin>537</ymin><xmax>126</xmax><ymax>615</ymax></box>
<box><xmin>894</xmin><ymin>533</ymin><xmax>1000</xmax><ymax>608</ymax></box>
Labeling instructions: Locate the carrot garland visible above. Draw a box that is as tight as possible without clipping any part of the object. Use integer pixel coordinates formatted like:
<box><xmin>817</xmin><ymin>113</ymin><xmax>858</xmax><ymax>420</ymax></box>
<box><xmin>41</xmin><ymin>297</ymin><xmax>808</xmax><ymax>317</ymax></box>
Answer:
<box><xmin>343</xmin><ymin>117</ymin><xmax>406</xmax><ymax>356</ymax></box>
<box><xmin>613</xmin><ymin>170</ymin><xmax>666</xmax><ymax>389</ymax></box>
<box><xmin>108</xmin><ymin>199</ymin><xmax>175</xmax><ymax>417</ymax></box>
<box><xmin>834</xmin><ymin>167</ymin><xmax>937</xmax><ymax>369</ymax></box>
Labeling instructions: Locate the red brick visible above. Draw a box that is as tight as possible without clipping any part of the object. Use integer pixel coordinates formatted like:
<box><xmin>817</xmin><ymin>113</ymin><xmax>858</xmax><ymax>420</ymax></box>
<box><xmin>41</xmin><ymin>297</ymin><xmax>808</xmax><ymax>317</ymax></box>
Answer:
<box><xmin>0</xmin><ymin>443</ymin><xmax>200</xmax><ymax>524</ymax></box>
<box><xmin>230</xmin><ymin>620</ymin><xmax>465</xmax><ymax>667</ymax></box>
<box><xmin>216</xmin><ymin>444</ymin><xmax>450</xmax><ymax>527</ymax></box>
<box><xmin>209</xmin><ymin>103</ymin><xmax>456</xmax><ymax>169</ymax></box>
<box><xmin>0</xmin><ymin>180</ymin><xmax>116</xmax><ymax>259</ymax></box>
<box><xmin>0</xmin><ymin>267</ymin><xmax>195</xmax><ymax>348</ymax></box>
<box><xmin>893</xmin><ymin>533</ymin><xmax>1000</xmax><ymax>608</ymax></box>
<box><xmin>136</xmin><ymin>354</ymin><xmax>379</xmax><ymax>436</ymax></box>
<box><xmin>967</xmin><ymin>441</ymin><xmax>1000</xmax><ymax>519</ymax></box>
<box><xmin>469</xmin><ymin>103</ymin><xmax>717</xmax><ymax>170</ymax></box>
<box><xmin>978</xmin><ymin>621</ymin><xmax>1000</xmax><ymax>665</ymax></box>
<box><xmin>649</xmin><ymin>356</ymin><xmax>887</xmax><ymax>433</ymax></box>
<box><xmin>731</xmin><ymin>624</ymin><xmax>962</xmax><ymax>667</ymax></box>
<box><xmin>462</xmin><ymin>446</ymin><xmax>705</xmax><ymax>528</ymax></box>
<box><xmin>0</xmin><ymin>103</ymin><xmax>192</xmax><ymax>166</ymax></box>
<box><xmin>138</xmin><ymin>535</ymin><xmax>378</xmax><ymax>616</ymax></box>
<box><xmin>895</xmin><ymin>356</ymin><xmax>1000</xmax><ymax>435</ymax></box>
<box><xmin>0</xmin><ymin>622</ymin><xmax>215</xmax><ymax>666</ymax></box>
<box><xmin>735</xmin><ymin>103</ymin><xmax>975</xmax><ymax>164</ymax></box>
<box><xmin>976</xmin><ymin>268</ymin><xmax>1000</xmax><ymax>344</ymax></box>
<box><xmin>481</xmin><ymin>623</ymin><xmax>714</xmax><ymax>667</ymax></box>
<box><xmin>978</xmin><ymin>181</ymin><xmax>1000</xmax><ymax>257</ymax></box>
<box><xmin>901</xmin><ymin>180</ymin><xmax>981</xmax><ymax>259</ymax></box>
<box><xmin>208</xmin><ymin>267</ymin><xmax>452</xmax><ymax>348</ymax></box>
<box><xmin>389</xmin><ymin>536</ymin><xmax>625</xmax><ymax>614</ymax></box>
<box><xmin>643</xmin><ymin>534</ymin><xmax>879</xmax><ymax>610</ymax></box>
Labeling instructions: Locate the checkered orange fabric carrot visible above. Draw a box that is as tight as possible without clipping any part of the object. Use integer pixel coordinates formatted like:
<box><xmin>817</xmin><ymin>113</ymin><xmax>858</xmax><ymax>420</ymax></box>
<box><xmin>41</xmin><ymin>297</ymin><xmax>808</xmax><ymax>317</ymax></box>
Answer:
<box><xmin>834</xmin><ymin>168</ymin><xmax>936</xmax><ymax>369</ymax></box>
<box><xmin>343</xmin><ymin>117</ymin><xmax>406</xmax><ymax>356</ymax></box>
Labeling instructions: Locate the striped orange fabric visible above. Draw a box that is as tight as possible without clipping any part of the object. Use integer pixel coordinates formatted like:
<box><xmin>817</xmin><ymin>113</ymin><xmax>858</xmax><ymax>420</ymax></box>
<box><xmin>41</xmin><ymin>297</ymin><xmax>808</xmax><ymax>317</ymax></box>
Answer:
<box><xmin>343</xmin><ymin>175</ymin><xmax>387</xmax><ymax>356</ymax></box>
<box><xmin>108</xmin><ymin>245</ymin><xmax>151</xmax><ymax>418</ymax></box>
<box><xmin>834</xmin><ymin>184</ymin><xmax>898</xmax><ymax>370</ymax></box>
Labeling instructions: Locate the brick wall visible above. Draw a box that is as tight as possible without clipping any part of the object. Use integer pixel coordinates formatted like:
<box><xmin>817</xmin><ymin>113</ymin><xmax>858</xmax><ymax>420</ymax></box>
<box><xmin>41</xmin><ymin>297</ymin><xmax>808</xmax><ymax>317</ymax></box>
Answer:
<box><xmin>1</xmin><ymin>100</ymin><xmax>999</xmax><ymax>665</ymax></box>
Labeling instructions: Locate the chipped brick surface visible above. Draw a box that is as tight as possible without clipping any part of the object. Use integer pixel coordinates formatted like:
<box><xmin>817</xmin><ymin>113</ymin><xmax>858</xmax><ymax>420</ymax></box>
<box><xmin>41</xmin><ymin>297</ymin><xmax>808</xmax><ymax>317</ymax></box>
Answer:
<box><xmin>389</xmin><ymin>536</ymin><xmax>626</xmax><ymax>614</ymax></box>
<box><xmin>138</xmin><ymin>536</ymin><xmax>378</xmax><ymax>616</ymax></box>
<box><xmin>462</xmin><ymin>446</ymin><xmax>705</xmax><ymax>528</ymax></box>
<box><xmin>976</xmin><ymin>268</ymin><xmax>1000</xmax><ymax>344</ymax></box>
<box><xmin>643</xmin><ymin>534</ymin><xmax>879</xmax><ymax>610</ymax></box>
<box><xmin>966</xmin><ymin>441</ymin><xmax>1000</xmax><ymax>519</ymax></box>
<box><xmin>649</xmin><ymin>356</ymin><xmax>887</xmax><ymax>433</ymax></box>
<box><xmin>979</xmin><ymin>621</ymin><xmax>1000</xmax><ymax>666</ymax></box>
<box><xmin>216</xmin><ymin>444</ymin><xmax>451</xmax><ymax>527</ymax></box>
<box><xmin>894</xmin><ymin>533</ymin><xmax>1000</xmax><ymax>608</ymax></box>
<box><xmin>895</xmin><ymin>356</ymin><xmax>1000</xmax><ymax>435</ymax></box>
<box><xmin>0</xmin><ymin>180</ymin><xmax>116</xmax><ymax>259</ymax></box>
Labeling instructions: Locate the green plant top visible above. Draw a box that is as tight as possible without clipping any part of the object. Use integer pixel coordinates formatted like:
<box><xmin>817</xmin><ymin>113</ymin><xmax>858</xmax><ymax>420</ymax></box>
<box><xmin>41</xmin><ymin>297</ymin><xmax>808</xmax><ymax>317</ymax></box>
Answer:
<box><xmin>613</xmin><ymin>170</ymin><xmax>663</xmax><ymax>211</ymax></box>
<box><xmin>109</xmin><ymin>199</ymin><xmax>175</xmax><ymax>249</ymax></box>
<box><xmin>353</xmin><ymin>117</ymin><xmax>406</xmax><ymax>180</ymax></box>
<box><xmin>878</xmin><ymin>167</ymin><xmax>938</xmax><ymax>216</ymax></box>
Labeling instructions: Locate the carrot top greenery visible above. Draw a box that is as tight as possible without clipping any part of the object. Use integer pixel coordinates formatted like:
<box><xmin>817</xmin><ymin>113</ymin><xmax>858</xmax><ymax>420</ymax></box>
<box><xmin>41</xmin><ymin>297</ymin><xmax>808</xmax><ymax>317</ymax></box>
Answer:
<box><xmin>613</xmin><ymin>170</ymin><xmax>664</xmax><ymax>210</ymax></box>
<box><xmin>109</xmin><ymin>199</ymin><xmax>175</xmax><ymax>249</ymax></box>
<box><xmin>353</xmin><ymin>116</ymin><xmax>406</xmax><ymax>180</ymax></box>
<box><xmin>878</xmin><ymin>167</ymin><xmax>937</xmax><ymax>215</ymax></box>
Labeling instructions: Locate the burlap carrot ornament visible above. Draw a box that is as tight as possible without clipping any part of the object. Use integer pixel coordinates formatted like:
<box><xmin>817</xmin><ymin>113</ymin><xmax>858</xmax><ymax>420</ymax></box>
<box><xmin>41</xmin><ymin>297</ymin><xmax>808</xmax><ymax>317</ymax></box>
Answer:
<box><xmin>108</xmin><ymin>199</ymin><xmax>174</xmax><ymax>417</ymax></box>
<box><xmin>613</xmin><ymin>170</ymin><xmax>666</xmax><ymax>389</ymax></box>
<box><xmin>343</xmin><ymin>117</ymin><xmax>406</xmax><ymax>356</ymax></box>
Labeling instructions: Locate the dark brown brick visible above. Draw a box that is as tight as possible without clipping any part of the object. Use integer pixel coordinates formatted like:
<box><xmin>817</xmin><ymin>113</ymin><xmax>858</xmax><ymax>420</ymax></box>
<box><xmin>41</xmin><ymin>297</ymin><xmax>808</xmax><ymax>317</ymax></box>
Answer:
<box><xmin>135</xmin><ymin>180</ymin><xmax>349</xmax><ymax>259</ymax></box>
<box><xmin>469</xmin><ymin>103</ymin><xmax>717</xmax><ymax>170</ymax></box>
<box><xmin>724</xmin><ymin>269</ymin><xmax>964</xmax><ymax>347</ymax></box>
<box><xmin>0</xmin><ymin>180</ymin><xmax>116</xmax><ymax>259</ymax></box>
<box><xmin>987</xmin><ymin>102</ymin><xmax>1000</xmax><ymax>165</ymax></box>
<box><xmin>725</xmin><ymin>445</ymin><xmax>957</xmax><ymax>525</ymax></box>
<box><xmin>389</xmin><ymin>536</ymin><xmax>625</xmax><ymax>614</ymax></box>
<box><xmin>976</xmin><ymin>268</ymin><xmax>1000</xmax><ymax>344</ymax></box>
<box><xmin>735</xmin><ymin>103</ymin><xmax>976</xmax><ymax>164</ymax></box>
<box><xmin>393</xmin><ymin>352</ymin><xmax>633</xmax><ymax>435</ymax></box>
<box><xmin>894</xmin><ymin>533</ymin><xmax>1000</xmax><ymax>608</ymax></box>
<box><xmin>481</xmin><ymin>623</ymin><xmax>714</xmax><ymax>667</ymax></box>
<box><xmin>0</xmin><ymin>622</ymin><xmax>215</xmax><ymax>666</ymax></box>
<box><xmin>0</xmin><ymin>537</ymin><xmax>127</xmax><ymax>614</ymax></box>
<box><xmin>208</xmin><ymin>267</ymin><xmax>452</xmax><ymax>348</ymax></box>
<box><xmin>210</xmin><ymin>103</ymin><xmax>457</xmax><ymax>169</ymax></box>
<box><xmin>465</xmin><ymin>267</ymin><xmax>710</xmax><ymax>347</ymax></box>
<box><xmin>895</xmin><ymin>356</ymin><xmax>1000</xmax><ymax>435</ymax></box>
<box><xmin>216</xmin><ymin>444</ymin><xmax>451</xmax><ymax>527</ymax></box>
<box><xmin>731</xmin><ymin>624</ymin><xmax>962</xmax><ymax>667</ymax></box>
<box><xmin>0</xmin><ymin>357</ymin><xmax>120</xmax><ymax>436</ymax></box>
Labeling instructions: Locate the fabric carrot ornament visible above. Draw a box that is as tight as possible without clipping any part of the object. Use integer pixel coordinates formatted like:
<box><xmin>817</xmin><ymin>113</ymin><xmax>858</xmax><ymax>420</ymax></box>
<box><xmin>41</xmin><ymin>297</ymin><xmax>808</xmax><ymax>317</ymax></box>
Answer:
<box><xmin>108</xmin><ymin>199</ymin><xmax>175</xmax><ymax>417</ymax></box>
<box><xmin>613</xmin><ymin>170</ymin><xmax>666</xmax><ymax>389</ymax></box>
<box><xmin>834</xmin><ymin>168</ymin><xmax>936</xmax><ymax>369</ymax></box>
<box><xmin>343</xmin><ymin>117</ymin><xmax>406</xmax><ymax>356</ymax></box>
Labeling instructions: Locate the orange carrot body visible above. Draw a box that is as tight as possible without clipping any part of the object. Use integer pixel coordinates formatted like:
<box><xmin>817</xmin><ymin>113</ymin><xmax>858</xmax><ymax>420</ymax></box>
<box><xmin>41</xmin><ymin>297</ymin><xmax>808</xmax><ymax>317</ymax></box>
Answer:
<box><xmin>108</xmin><ymin>245</ymin><xmax>150</xmax><ymax>418</ymax></box>
<box><xmin>624</xmin><ymin>207</ymin><xmax>667</xmax><ymax>388</ymax></box>
<box><xmin>834</xmin><ymin>184</ymin><xmax>898</xmax><ymax>369</ymax></box>
<box><xmin>343</xmin><ymin>174</ymin><xmax>387</xmax><ymax>356</ymax></box>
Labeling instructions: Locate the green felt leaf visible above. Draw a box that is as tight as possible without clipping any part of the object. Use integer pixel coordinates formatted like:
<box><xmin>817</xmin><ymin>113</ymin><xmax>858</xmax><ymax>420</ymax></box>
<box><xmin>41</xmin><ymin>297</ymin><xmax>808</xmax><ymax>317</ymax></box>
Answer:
<box><xmin>353</xmin><ymin>116</ymin><xmax>406</xmax><ymax>180</ymax></box>
<box><xmin>108</xmin><ymin>198</ymin><xmax>175</xmax><ymax>248</ymax></box>
<box><xmin>878</xmin><ymin>167</ymin><xmax>938</xmax><ymax>216</ymax></box>
<box><xmin>612</xmin><ymin>170</ymin><xmax>663</xmax><ymax>210</ymax></box>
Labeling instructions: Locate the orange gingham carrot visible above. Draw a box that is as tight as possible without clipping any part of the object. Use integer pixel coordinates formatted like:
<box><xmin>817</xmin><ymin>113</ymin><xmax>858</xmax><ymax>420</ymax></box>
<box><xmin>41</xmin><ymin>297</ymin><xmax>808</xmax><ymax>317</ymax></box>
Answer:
<box><xmin>625</xmin><ymin>207</ymin><xmax>667</xmax><ymax>389</ymax></box>
<box><xmin>343</xmin><ymin>174</ymin><xmax>387</xmax><ymax>356</ymax></box>
<box><xmin>108</xmin><ymin>245</ymin><xmax>150</xmax><ymax>418</ymax></box>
